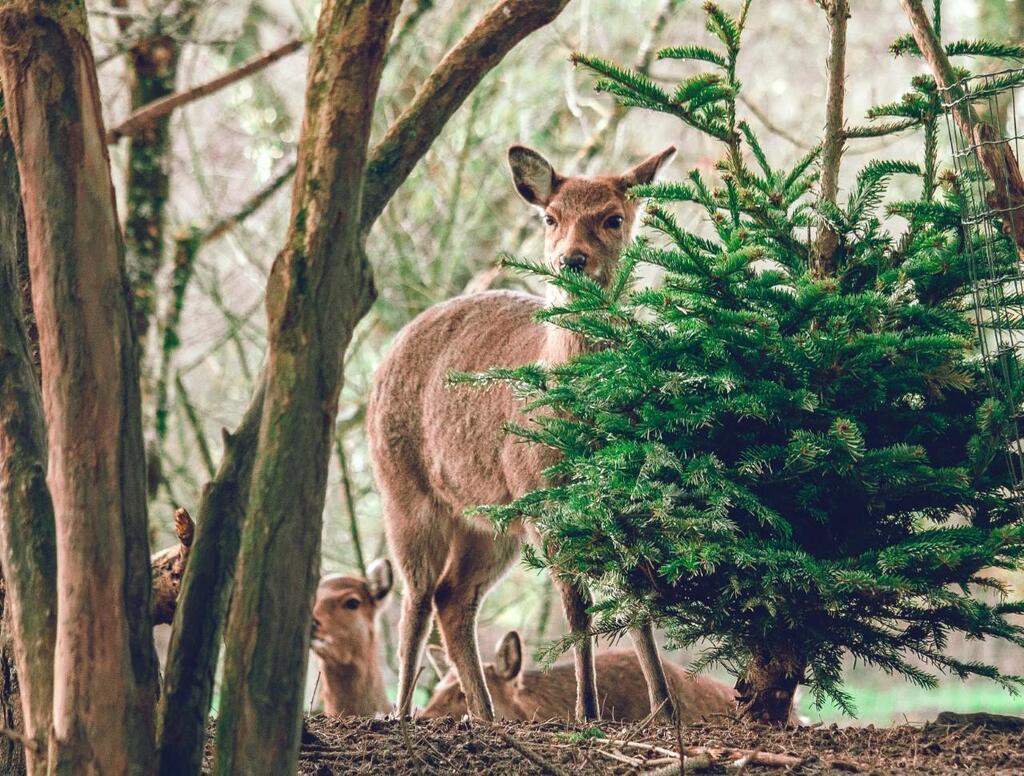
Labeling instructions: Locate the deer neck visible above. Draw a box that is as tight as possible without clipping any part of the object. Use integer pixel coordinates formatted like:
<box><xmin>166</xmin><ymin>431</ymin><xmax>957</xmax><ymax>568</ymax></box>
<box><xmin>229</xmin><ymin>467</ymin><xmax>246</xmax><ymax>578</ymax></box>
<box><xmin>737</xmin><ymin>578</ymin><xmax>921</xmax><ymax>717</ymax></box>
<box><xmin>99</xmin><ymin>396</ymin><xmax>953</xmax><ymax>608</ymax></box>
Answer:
<box><xmin>541</xmin><ymin>285</ymin><xmax>593</xmax><ymax>364</ymax></box>
<box><xmin>320</xmin><ymin>650</ymin><xmax>389</xmax><ymax>716</ymax></box>
<box><xmin>542</xmin><ymin>312</ymin><xmax>591</xmax><ymax>364</ymax></box>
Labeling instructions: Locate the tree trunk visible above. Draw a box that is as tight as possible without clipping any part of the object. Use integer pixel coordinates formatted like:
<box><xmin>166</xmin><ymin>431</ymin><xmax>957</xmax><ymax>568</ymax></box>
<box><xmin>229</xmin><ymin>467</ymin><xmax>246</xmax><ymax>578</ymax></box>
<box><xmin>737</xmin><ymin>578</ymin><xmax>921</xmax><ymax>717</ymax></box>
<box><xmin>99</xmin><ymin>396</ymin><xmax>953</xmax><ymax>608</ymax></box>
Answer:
<box><xmin>0</xmin><ymin>3</ymin><xmax>159</xmax><ymax>772</ymax></box>
<box><xmin>735</xmin><ymin>648</ymin><xmax>806</xmax><ymax>725</ymax></box>
<box><xmin>0</xmin><ymin>92</ymin><xmax>56</xmax><ymax>776</ymax></box>
<box><xmin>156</xmin><ymin>382</ymin><xmax>263</xmax><ymax>776</ymax></box>
<box><xmin>813</xmin><ymin>0</ymin><xmax>849</xmax><ymax>277</ymax></box>
<box><xmin>123</xmin><ymin>28</ymin><xmax>190</xmax><ymax>362</ymax></box>
<box><xmin>212</xmin><ymin>2</ymin><xmax>401</xmax><ymax>772</ymax></box>
<box><xmin>0</xmin><ymin>591</ymin><xmax>25</xmax><ymax>776</ymax></box>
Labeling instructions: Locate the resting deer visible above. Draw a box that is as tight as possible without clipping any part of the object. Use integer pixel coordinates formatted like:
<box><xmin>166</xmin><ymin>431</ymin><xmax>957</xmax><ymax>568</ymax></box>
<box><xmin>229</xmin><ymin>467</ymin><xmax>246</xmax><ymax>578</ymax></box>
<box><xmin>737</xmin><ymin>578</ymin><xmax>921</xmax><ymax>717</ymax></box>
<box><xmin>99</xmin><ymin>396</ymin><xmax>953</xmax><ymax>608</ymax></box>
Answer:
<box><xmin>311</xmin><ymin>558</ymin><xmax>394</xmax><ymax>716</ymax></box>
<box><xmin>421</xmin><ymin>631</ymin><xmax>737</xmax><ymax>723</ymax></box>
<box><xmin>367</xmin><ymin>144</ymin><xmax>677</xmax><ymax>721</ymax></box>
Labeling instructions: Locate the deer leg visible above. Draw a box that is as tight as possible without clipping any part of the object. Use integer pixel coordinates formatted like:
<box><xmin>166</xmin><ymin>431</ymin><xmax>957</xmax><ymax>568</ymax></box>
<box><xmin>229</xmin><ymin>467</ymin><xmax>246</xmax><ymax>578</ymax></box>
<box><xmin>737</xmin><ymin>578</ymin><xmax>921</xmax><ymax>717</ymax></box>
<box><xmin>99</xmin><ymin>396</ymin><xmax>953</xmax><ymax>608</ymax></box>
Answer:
<box><xmin>434</xmin><ymin>578</ymin><xmax>493</xmax><ymax>720</ymax></box>
<box><xmin>386</xmin><ymin>493</ymin><xmax>450</xmax><ymax>718</ymax></box>
<box><xmin>630</xmin><ymin>622</ymin><xmax>675</xmax><ymax>722</ymax></box>
<box><xmin>396</xmin><ymin>591</ymin><xmax>433</xmax><ymax>717</ymax></box>
<box><xmin>433</xmin><ymin>529</ymin><xmax>520</xmax><ymax>721</ymax></box>
<box><xmin>554</xmin><ymin>573</ymin><xmax>599</xmax><ymax>721</ymax></box>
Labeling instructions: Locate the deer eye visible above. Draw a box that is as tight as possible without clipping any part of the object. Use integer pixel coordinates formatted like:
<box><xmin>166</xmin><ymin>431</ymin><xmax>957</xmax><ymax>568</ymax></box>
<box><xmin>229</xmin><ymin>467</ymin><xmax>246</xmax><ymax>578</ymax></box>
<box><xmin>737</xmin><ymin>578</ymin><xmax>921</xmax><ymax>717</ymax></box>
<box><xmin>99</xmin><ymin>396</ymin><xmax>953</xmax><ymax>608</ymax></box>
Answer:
<box><xmin>604</xmin><ymin>215</ymin><xmax>624</xmax><ymax>230</ymax></box>
<box><xmin>543</xmin><ymin>214</ymin><xmax>557</xmax><ymax>227</ymax></box>
<box><xmin>342</xmin><ymin>597</ymin><xmax>360</xmax><ymax>610</ymax></box>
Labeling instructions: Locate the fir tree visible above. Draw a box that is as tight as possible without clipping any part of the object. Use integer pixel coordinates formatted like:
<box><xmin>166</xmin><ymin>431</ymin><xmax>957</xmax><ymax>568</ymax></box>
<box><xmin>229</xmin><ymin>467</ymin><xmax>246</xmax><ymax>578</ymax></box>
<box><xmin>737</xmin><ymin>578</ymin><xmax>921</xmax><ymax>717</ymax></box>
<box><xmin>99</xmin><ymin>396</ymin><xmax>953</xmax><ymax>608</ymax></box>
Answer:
<box><xmin>459</xmin><ymin>1</ymin><xmax>1024</xmax><ymax>723</ymax></box>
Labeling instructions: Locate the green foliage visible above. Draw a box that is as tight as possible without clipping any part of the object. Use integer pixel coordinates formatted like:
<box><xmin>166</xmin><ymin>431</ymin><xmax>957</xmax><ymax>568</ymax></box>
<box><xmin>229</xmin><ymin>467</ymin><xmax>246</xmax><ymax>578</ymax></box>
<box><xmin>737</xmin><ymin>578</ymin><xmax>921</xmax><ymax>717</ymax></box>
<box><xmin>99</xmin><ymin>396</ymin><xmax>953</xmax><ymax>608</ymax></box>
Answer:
<box><xmin>467</xmin><ymin>2</ymin><xmax>1024</xmax><ymax>715</ymax></box>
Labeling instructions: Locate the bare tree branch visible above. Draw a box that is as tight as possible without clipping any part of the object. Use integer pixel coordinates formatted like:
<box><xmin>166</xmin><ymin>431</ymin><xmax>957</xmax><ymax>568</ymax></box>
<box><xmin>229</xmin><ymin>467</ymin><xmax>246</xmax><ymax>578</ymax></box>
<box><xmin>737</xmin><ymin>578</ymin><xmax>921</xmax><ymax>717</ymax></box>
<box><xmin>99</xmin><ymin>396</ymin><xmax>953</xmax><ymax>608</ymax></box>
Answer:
<box><xmin>156</xmin><ymin>376</ymin><xmax>263</xmax><ymax>776</ymax></box>
<box><xmin>106</xmin><ymin>37</ymin><xmax>304</xmax><ymax>144</ymax></box>
<box><xmin>202</xmin><ymin>160</ymin><xmax>297</xmax><ymax>245</ymax></box>
<box><xmin>361</xmin><ymin>0</ymin><xmax>573</xmax><ymax>232</ymax></box>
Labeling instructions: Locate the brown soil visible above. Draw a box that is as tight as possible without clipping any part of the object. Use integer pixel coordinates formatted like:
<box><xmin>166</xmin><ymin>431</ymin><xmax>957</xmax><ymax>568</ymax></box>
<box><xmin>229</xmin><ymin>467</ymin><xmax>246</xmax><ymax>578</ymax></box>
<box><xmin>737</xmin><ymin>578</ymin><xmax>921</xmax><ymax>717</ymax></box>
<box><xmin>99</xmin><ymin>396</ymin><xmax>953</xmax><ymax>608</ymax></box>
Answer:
<box><xmin>289</xmin><ymin>712</ymin><xmax>1024</xmax><ymax>775</ymax></box>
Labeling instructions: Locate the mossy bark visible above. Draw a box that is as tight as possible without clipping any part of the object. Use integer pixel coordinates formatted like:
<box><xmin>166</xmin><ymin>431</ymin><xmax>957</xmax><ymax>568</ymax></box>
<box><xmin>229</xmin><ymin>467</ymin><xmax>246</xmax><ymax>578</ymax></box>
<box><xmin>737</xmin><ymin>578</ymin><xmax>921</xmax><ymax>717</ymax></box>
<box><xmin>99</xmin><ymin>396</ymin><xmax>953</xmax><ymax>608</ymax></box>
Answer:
<box><xmin>156</xmin><ymin>380</ymin><xmax>263</xmax><ymax>776</ymax></box>
<box><xmin>0</xmin><ymin>3</ymin><xmax>158</xmax><ymax>772</ymax></box>
<box><xmin>0</xmin><ymin>105</ymin><xmax>54</xmax><ymax>776</ymax></box>
<box><xmin>212</xmin><ymin>2</ymin><xmax>401</xmax><ymax>773</ymax></box>
<box><xmin>0</xmin><ymin>593</ymin><xmax>26</xmax><ymax>776</ymax></box>
<box><xmin>123</xmin><ymin>31</ymin><xmax>188</xmax><ymax>359</ymax></box>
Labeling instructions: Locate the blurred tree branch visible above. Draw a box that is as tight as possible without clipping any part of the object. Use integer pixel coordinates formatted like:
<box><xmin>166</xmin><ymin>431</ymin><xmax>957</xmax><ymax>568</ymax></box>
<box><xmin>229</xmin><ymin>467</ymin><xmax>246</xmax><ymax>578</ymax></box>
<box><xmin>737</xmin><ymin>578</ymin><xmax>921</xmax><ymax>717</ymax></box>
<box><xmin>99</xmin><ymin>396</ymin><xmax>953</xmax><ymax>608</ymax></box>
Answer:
<box><xmin>106</xmin><ymin>37</ymin><xmax>303</xmax><ymax>144</ymax></box>
<box><xmin>571</xmin><ymin>0</ymin><xmax>679</xmax><ymax>171</ymax></box>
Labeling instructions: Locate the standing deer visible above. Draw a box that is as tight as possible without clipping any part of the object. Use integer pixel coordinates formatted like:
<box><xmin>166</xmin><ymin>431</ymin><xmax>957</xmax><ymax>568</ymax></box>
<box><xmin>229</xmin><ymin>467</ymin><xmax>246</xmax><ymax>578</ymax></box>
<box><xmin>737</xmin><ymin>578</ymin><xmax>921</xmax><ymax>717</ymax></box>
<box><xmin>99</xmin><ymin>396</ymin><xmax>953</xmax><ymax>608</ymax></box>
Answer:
<box><xmin>311</xmin><ymin>558</ymin><xmax>394</xmax><ymax>716</ymax></box>
<box><xmin>367</xmin><ymin>144</ymin><xmax>677</xmax><ymax>721</ymax></box>
<box><xmin>421</xmin><ymin>631</ymin><xmax>738</xmax><ymax>722</ymax></box>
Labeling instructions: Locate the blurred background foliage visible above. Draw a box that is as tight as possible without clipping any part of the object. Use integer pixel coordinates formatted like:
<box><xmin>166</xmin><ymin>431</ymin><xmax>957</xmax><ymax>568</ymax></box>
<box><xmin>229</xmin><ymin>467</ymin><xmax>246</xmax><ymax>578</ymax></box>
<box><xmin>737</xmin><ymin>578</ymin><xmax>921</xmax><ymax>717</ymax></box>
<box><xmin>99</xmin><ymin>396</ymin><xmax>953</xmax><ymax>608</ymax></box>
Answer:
<box><xmin>93</xmin><ymin>0</ymin><xmax>1024</xmax><ymax>723</ymax></box>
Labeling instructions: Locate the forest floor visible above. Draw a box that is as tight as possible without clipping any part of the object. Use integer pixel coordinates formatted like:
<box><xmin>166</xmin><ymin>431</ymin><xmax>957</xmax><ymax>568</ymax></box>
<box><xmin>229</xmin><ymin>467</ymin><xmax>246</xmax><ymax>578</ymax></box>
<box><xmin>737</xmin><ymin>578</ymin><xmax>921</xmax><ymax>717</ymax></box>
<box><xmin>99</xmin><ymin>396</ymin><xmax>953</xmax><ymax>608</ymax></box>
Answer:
<box><xmin>287</xmin><ymin>711</ymin><xmax>1024</xmax><ymax>775</ymax></box>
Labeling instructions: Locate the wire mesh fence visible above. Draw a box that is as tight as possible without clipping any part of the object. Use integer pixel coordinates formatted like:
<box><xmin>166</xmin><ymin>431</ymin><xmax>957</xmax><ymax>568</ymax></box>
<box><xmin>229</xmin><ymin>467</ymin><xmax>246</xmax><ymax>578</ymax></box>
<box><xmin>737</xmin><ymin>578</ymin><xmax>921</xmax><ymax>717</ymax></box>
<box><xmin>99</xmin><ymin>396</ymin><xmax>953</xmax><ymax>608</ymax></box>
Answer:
<box><xmin>941</xmin><ymin>67</ymin><xmax>1024</xmax><ymax>494</ymax></box>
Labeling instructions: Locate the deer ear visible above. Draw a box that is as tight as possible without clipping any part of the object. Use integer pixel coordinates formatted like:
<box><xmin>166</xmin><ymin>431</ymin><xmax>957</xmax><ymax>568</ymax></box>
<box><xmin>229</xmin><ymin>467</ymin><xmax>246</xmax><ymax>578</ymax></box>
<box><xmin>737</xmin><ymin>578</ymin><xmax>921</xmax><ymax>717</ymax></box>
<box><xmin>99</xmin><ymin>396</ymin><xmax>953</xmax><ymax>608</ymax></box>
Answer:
<box><xmin>426</xmin><ymin>645</ymin><xmax>451</xmax><ymax>678</ymax></box>
<box><xmin>494</xmin><ymin>631</ymin><xmax>523</xmax><ymax>681</ymax></box>
<box><xmin>508</xmin><ymin>145</ymin><xmax>561</xmax><ymax>206</ymax></box>
<box><xmin>619</xmin><ymin>145</ymin><xmax>676</xmax><ymax>189</ymax></box>
<box><xmin>365</xmin><ymin>558</ymin><xmax>393</xmax><ymax>601</ymax></box>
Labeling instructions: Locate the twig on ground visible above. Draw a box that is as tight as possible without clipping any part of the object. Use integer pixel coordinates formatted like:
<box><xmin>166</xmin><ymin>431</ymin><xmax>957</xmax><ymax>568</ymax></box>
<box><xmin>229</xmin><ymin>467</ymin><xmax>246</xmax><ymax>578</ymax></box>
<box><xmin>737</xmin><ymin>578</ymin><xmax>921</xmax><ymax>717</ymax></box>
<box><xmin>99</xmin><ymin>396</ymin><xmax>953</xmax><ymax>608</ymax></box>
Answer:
<box><xmin>594</xmin><ymin>747</ymin><xmax>644</xmax><ymax>766</ymax></box>
<box><xmin>598</xmin><ymin>735</ymin><xmax>804</xmax><ymax>772</ymax></box>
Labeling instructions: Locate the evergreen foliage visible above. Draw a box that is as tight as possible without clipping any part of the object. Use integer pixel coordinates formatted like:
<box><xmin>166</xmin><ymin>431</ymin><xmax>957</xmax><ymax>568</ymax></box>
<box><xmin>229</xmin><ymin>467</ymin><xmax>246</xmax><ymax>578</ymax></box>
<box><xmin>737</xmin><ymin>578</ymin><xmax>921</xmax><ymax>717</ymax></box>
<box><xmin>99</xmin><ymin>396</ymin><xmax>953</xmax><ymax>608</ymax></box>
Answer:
<box><xmin>461</xmin><ymin>1</ymin><xmax>1024</xmax><ymax>714</ymax></box>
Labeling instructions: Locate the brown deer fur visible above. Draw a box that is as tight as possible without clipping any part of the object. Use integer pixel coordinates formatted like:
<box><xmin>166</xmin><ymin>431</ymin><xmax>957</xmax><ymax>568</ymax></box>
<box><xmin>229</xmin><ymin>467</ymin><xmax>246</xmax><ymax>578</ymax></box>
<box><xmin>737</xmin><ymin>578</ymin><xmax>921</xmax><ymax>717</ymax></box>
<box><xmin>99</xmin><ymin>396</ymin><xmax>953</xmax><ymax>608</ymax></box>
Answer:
<box><xmin>367</xmin><ymin>144</ymin><xmax>676</xmax><ymax>721</ymax></box>
<box><xmin>421</xmin><ymin>631</ymin><xmax>737</xmax><ymax>723</ymax></box>
<box><xmin>311</xmin><ymin>559</ymin><xmax>394</xmax><ymax>717</ymax></box>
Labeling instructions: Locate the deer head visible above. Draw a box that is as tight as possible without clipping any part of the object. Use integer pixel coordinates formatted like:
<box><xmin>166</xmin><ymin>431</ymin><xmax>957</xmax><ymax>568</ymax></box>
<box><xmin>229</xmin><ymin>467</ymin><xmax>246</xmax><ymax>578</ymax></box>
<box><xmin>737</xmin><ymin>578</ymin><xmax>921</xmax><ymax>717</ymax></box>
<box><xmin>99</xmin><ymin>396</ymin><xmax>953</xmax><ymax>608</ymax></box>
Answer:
<box><xmin>419</xmin><ymin>631</ymin><xmax>525</xmax><ymax>719</ymax></box>
<box><xmin>311</xmin><ymin>558</ymin><xmax>393</xmax><ymax>668</ymax></box>
<box><xmin>508</xmin><ymin>145</ymin><xmax>676</xmax><ymax>292</ymax></box>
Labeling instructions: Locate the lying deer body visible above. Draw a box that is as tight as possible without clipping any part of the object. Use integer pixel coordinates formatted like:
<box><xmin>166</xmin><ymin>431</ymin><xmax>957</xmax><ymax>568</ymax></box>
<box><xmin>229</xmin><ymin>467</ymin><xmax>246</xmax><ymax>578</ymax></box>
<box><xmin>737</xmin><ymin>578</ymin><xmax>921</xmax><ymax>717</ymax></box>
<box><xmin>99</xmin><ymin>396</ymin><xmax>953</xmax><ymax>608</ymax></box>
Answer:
<box><xmin>422</xmin><ymin>631</ymin><xmax>737</xmax><ymax>723</ymax></box>
<box><xmin>311</xmin><ymin>559</ymin><xmax>394</xmax><ymax>716</ymax></box>
<box><xmin>367</xmin><ymin>145</ymin><xmax>676</xmax><ymax>721</ymax></box>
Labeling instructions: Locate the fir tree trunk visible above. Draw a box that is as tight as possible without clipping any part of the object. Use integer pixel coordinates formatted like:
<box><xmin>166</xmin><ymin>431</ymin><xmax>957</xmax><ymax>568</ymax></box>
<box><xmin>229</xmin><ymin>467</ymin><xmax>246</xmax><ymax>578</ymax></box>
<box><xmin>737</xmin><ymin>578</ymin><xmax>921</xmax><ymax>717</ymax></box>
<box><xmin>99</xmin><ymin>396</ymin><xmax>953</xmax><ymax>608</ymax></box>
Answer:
<box><xmin>0</xmin><ymin>3</ymin><xmax>159</xmax><ymax>772</ymax></box>
<box><xmin>813</xmin><ymin>0</ymin><xmax>849</xmax><ymax>277</ymax></box>
<box><xmin>736</xmin><ymin>648</ymin><xmax>806</xmax><ymax>725</ymax></box>
<box><xmin>0</xmin><ymin>90</ymin><xmax>55</xmax><ymax>776</ymax></box>
<box><xmin>212</xmin><ymin>2</ymin><xmax>401</xmax><ymax>773</ymax></box>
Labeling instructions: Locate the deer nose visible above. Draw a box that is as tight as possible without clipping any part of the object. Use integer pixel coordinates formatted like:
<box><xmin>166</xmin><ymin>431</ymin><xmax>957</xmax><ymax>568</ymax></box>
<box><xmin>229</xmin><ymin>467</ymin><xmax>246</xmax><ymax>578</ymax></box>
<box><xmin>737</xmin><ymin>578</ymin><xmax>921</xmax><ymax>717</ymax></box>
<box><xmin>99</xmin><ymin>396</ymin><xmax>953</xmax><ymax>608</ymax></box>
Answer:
<box><xmin>311</xmin><ymin>617</ymin><xmax>321</xmax><ymax>637</ymax></box>
<box><xmin>560</xmin><ymin>252</ymin><xmax>587</xmax><ymax>272</ymax></box>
